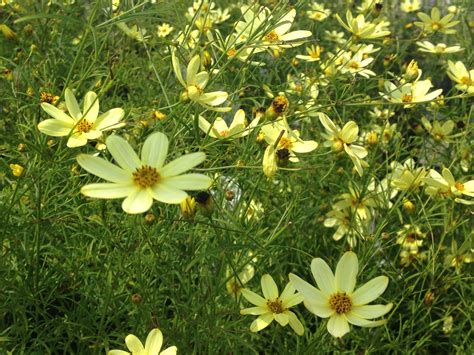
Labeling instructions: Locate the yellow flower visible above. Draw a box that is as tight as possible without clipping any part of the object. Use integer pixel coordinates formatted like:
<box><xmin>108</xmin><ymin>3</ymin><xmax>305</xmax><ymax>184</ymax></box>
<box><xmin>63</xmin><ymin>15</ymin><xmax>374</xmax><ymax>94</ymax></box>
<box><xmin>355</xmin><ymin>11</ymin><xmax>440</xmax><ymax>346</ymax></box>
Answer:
<box><xmin>290</xmin><ymin>252</ymin><xmax>392</xmax><ymax>338</ymax></box>
<box><xmin>172</xmin><ymin>51</ymin><xmax>230</xmax><ymax>112</ymax></box>
<box><xmin>333</xmin><ymin>183</ymin><xmax>378</xmax><ymax>220</ymax></box>
<box><xmin>0</xmin><ymin>23</ymin><xmax>16</xmax><ymax>40</ymax></box>
<box><xmin>339</xmin><ymin>51</ymin><xmax>375</xmax><ymax>78</ymax></box>
<box><xmin>403</xmin><ymin>60</ymin><xmax>421</xmax><ymax>82</ymax></box>
<box><xmin>226</xmin><ymin>260</ymin><xmax>256</xmax><ymax>298</ymax></box>
<box><xmin>319</xmin><ymin>113</ymin><xmax>368</xmax><ymax>176</ymax></box>
<box><xmin>421</xmin><ymin>117</ymin><xmax>455</xmax><ymax>142</ymax></box>
<box><xmin>295</xmin><ymin>44</ymin><xmax>322</xmax><ymax>62</ymax></box>
<box><xmin>307</xmin><ymin>3</ymin><xmax>331</xmax><ymax>22</ymax></box>
<box><xmin>9</xmin><ymin>163</ymin><xmax>24</xmax><ymax>177</ymax></box>
<box><xmin>198</xmin><ymin>109</ymin><xmax>259</xmax><ymax>139</ymax></box>
<box><xmin>390</xmin><ymin>159</ymin><xmax>427</xmax><ymax>191</ymax></box>
<box><xmin>416</xmin><ymin>41</ymin><xmax>463</xmax><ymax>54</ymax></box>
<box><xmin>179</xmin><ymin>196</ymin><xmax>196</xmax><ymax>219</ymax></box>
<box><xmin>156</xmin><ymin>23</ymin><xmax>173</xmax><ymax>38</ymax></box>
<box><xmin>38</xmin><ymin>88</ymin><xmax>125</xmax><ymax>148</ymax></box>
<box><xmin>336</xmin><ymin>10</ymin><xmax>390</xmax><ymax>39</ymax></box>
<box><xmin>240</xmin><ymin>274</ymin><xmax>304</xmax><ymax>335</ymax></box>
<box><xmin>400</xmin><ymin>0</ymin><xmax>421</xmax><ymax>13</ymax></box>
<box><xmin>447</xmin><ymin>61</ymin><xmax>474</xmax><ymax>94</ymax></box>
<box><xmin>423</xmin><ymin>168</ymin><xmax>474</xmax><ymax>204</ymax></box>
<box><xmin>415</xmin><ymin>7</ymin><xmax>460</xmax><ymax>34</ymax></box>
<box><xmin>116</xmin><ymin>23</ymin><xmax>149</xmax><ymax>42</ymax></box>
<box><xmin>108</xmin><ymin>328</ymin><xmax>177</xmax><ymax>355</ymax></box>
<box><xmin>76</xmin><ymin>132</ymin><xmax>213</xmax><ymax>214</ymax></box>
<box><xmin>382</xmin><ymin>80</ymin><xmax>442</xmax><ymax>108</ymax></box>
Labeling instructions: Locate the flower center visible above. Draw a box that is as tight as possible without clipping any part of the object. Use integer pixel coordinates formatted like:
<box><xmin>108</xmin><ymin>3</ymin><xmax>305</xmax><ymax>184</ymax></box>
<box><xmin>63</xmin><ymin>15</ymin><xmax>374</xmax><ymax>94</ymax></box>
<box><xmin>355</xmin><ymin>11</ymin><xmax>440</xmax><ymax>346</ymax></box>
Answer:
<box><xmin>267</xmin><ymin>298</ymin><xmax>284</xmax><ymax>314</ymax></box>
<box><xmin>76</xmin><ymin>119</ymin><xmax>93</xmax><ymax>133</ymax></box>
<box><xmin>460</xmin><ymin>76</ymin><xmax>473</xmax><ymax>86</ymax></box>
<box><xmin>402</xmin><ymin>94</ymin><xmax>413</xmax><ymax>103</ymax></box>
<box><xmin>272</xmin><ymin>95</ymin><xmax>289</xmax><ymax>114</ymax></box>
<box><xmin>132</xmin><ymin>165</ymin><xmax>160</xmax><ymax>188</ymax></box>
<box><xmin>219</xmin><ymin>129</ymin><xmax>230</xmax><ymax>137</ymax></box>
<box><xmin>454</xmin><ymin>182</ymin><xmax>464</xmax><ymax>192</ymax></box>
<box><xmin>227</xmin><ymin>48</ymin><xmax>237</xmax><ymax>57</ymax></box>
<box><xmin>278</xmin><ymin>137</ymin><xmax>293</xmax><ymax>149</ymax></box>
<box><xmin>332</xmin><ymin>138</ymin><xmax>345</xmax><ymax>152</ymax></box>
<box><xmin>349</xmin><ymin>61</ymin><xmax>360</xmax><ymax>70</ymax></box>
<box><xmin>431</xmin><ymin>22</ymin><xmax>442</xmax><ymax>31</ymax></box>
<box><xmin>329</xmin><ymin>292</ymin><xmax>352</xmax><ymax>314</ymax></box>
<box><xmin>264</xmin><ymin>30</ymin><xmax>280</xmax><ymax>42</ymax></box>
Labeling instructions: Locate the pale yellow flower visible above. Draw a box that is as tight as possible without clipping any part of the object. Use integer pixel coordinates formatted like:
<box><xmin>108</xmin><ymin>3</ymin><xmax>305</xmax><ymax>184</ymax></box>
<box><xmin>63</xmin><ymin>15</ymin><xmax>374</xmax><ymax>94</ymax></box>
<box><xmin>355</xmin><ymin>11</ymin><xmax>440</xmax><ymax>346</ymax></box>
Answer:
<box><xmin>421</xmin><ymin>117</ymin><xmax>455</xmax><ymax>142</ymax></box>
<box><xmin>38</xmin><ymin>88</ymin><xmax>125</xmax><ymax>148</ymax></box>
<box><xmin>240</xmin><ymin>274</ymin><xmax>304</xmax><ymax>335</ymax></box>
<box><xmin>400</xmin><ymin>0</ymin><xmax>421</xmax><ymax>13</ymax></box>
<box><xmin>336</xmin><ymin>10</ymin><xmax>390</xmax><ymax>40</ymax></box>
<box><xmin>290</xmin><ymin>252</ymin><xmax>392</xmax><ymax>338</ymax></box>
<box><xmin>423</xmin><ymin>168</ymin><xmax>474</xmax><ymax>204</ymax></box>
<box><xmin>307</xmin><ymin>3</ymin><xmax>331</xmax><ymax>22</ymax></box>
<box><xmin>295</xmin><ymin>44</ymin><xmax>322</xmax><ymax>62</ymax></box>
<box><xmin>108</xmin><ymin>328</ymin><xmax>176</xmax><ymax>355</ymax></box>
<box><xmin>447</xmin><ymin>61</ymin><xmax>474</xmax><ymax>94</ymax></box>
<box><xmin>172</xmin><ymin>51</ymin><xmax>230</xmax><ymax>112</ymax></box>
<box><xmin>339</xmin><ymin>51</ymin><xmax>375</xmax><ymax>78</ymax></box>
<box><xmin>382</xmin><ymin>80</ymin><xmax>442</xmax><ymax>108</ymax></box>
<box><xmin>77</xmin><ymin>132</ymin><xmax>212</xmax><ymax>214</ymax></box>
<box><xmin>9</xmin><ymin>163</ymin><xmax>24</xmax><ymax>177</ymax></box>
<box><xmin>198</xmin><ymin>109</ymin><xmax>259</xmax><ymax>139</ymax></box>
<box><xmin>390</xmin><ymin>159</ymin><xmax>427</xmax><ymax>191</ymax></box>
<box><xmin>415</xmin><ymin>7</ymin><xmax>459</xmax><ymax>34</ymax></box>
<box><xmin>156</xmin><ymin>23</ymin><xmax>173</xmax><ymax>38</ymax></box>
<box><xmin>319</xmin><ymin>113</ymin><xmax>368</xmax><ymax>176</ymax></box>
<box><xmin>416</xmin><ymin>41</ymin><xmax>463</xmax><ymax>54</ymax></box>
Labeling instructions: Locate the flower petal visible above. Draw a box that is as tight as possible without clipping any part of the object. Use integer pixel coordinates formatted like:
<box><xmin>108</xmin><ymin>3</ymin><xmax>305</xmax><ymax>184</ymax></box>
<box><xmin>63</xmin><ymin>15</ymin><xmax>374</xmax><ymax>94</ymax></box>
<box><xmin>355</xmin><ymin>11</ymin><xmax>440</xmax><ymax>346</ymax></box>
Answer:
<box><xmin>304</xmin><ymin>300</ymin><xmax>334</xmax><ymax>318</ymax></box>
<box><xmin>198</xmin><ymin>91</ymin><xmax>228</xmax><ymax>106</ymax></box>
<box><xmin>186</xmin><ymin>54</ymin><xmax>201</xmax><ymax>85</ymax></box>
<box><xmin>81</xmin><ymin>183</ymin><xmax>135</xmax><ymax>199</ymax></box>
<box><xmin>351</xmin><ymin>276</ymin><xmax>389</xmax><ymax>306</ymax></box>
<box><xmin>240</xmin><ymin>306</ymin><xmax>268</xmax><ymax>315</ymax></box>
<box><xmin>327</xmin><ymin>314</ymin><xmax>350</xmax><ymax>338</ymax></box>
<box><xmin>160</xmin><ymin>346</ymin><xmax>177</xmax><ymax>355</ymax></box>
<box><xmin>311</xmin><ymin>257</ymin><xmax>335</xmax><ymax>295</ymax></box>
<box><xmin>287</xmin><ymin>311</ymin><xmax>304</xmax><ymax>335</ymax></box>
<box><xmin>335</xmin><ymin>251</ymin><xmax>358</xmax><ymax>294</ymax></box>
<box><xmin>291</xmin><ymin>140</ymin><xmax>318</xmax><ymax>153</ymax></box>
<box><xmin>141</xmin><ymin>132</ymin><xmax>169</xmax><ymax>168</ymax></box>
<box><xmin>241</xmin><ymin>288</ymin><xmax>267</xmax><ymax>307</ymax></box>
<box><xmin>108</xmin><ymin>350</ymin><xmax>129</xmax><ymax>355</ymax></box>
<box><xmin>94</xmin><ymin>108</ymin><xmax>125</xmax><ymax>131</ymax></box>
<box><xmin>41</xmin><ymin>103</ymin><xmax>75</xmax><ymax>123</ymax></box>
<box><xmin>83</xmin><ymin>91</ymin><xmax>99</xmax><ymax>121</ymax></box>
<box><xmin>106</xmin><ymin>135</ymin><xmax>141</xmax><ymax>172</ymax></box>
<box><xmin>121</xmin><ymin>188</ymin><xmax>153</xmax><ymax>214</ymax></box>
<box><xmin>65</xmin><ymin>88</ymin><xmax>82</xmax><ymax>120</ymax></box>
<box><xmin>250</xmin><ymin>313</ymin><xmax>273</xmax><ymax>332</ymax></box>
<box><xmin>76</xmin><ymin>154</ymin><xmax>130</xmax><ymax>183</ymax></box>
<box><xmin>161</xmin><ymin>174</ymin><xmax>212</xmax><ymax>191</ymax></box>
<box><xmin>125</xmin><ymin>334</ymin><xmax>144</xmax><ymax>352</ymax></box>
<box><xmin>38</xmin><ymin>119</ymin><xmax>72</xmax><ymax>137</ymax></box>
<box><xmin>160</xmin><ymin>152</ymin><xmax>206</xmax><ymax>177</ymax></box>
<box><xmin>345</xmin><ymin>313</ymin><xmax>388</xmax><ymax>327</ymax></box>
<box><xmin>150</xmin><ymin>183</ymin><xmax>188</xmax><ymax>204</ymax></box>
<box><xmin>289</xmin><ymin>273</ymin><xmax>327</xmax><ymax>303</ymax></box>
<box><xmin>351</xmin><ymin>303</ymin><xmax>393</xmax><ymax>319</ymax></box>
<box><xmin>274</xmin><ymin>312</ymin><xmax>289</xmax><ymax>326</ymax></box>
<box><xmin>144</xmin><ymin>328</ymin><xmax>163</xmax><ymax>354</ymax></box>
<box><xmin>261</xmin><ymin>274</ymin><xmax>279</xmax><ymax>300</ymax></box>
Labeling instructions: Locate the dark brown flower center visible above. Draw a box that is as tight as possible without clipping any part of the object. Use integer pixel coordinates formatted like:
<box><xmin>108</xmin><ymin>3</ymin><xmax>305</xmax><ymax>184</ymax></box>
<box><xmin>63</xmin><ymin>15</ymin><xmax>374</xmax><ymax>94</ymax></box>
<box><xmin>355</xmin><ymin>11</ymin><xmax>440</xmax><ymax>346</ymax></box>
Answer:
<box><xmin>329</xmin><ymin>292</ymin><xmax>352</xmax><ymax>314</ymax></box>
<box><xmin>132</xmin><ymin>165</ymin><xmax>160</xmax><ymax>187</ymax></box>
<box><xmin>267</xmin><ymin>298</ymin><xmax>284</xmax><ymax>314</ymax></box>
<box><xmin>76</xmin><ymin>119</ymin><xmax>93</xmax><ymax>133</ymax></box>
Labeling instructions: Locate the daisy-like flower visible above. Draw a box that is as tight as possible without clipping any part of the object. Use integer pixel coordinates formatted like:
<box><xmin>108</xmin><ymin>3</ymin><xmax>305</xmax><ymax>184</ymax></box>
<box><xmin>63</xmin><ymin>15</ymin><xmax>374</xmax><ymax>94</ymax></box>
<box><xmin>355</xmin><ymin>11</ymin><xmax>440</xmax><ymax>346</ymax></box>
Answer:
<box><xmin>295</xmin><ymin>44</ymin><xmax>322</xmax><ymax>62</ymax></box>
<box><xmin>416</xmin><ymin>41</ymin><xmax>463</xmax><ymax>54</ymax></box>
<box><xmin>415</xmin><ymin>7</ymin><xmax>460</xmax><ymax>34</ymax></box>
<box><xmin>324</xmin><ymin>30</ymin><xmax>345</xmax><ymax>44</ymax></box>
<box><xmin>323</xmin><ymin>208</ymin><xmax>365</xmax><ymax>247</ymax></box>
<box><xmin>423</xmin><ymin>168</ymin><xmax>474</xmax><ymax>205</ymax></box>
<box><xmin>336</xmin><ymin>10</ymin><xmax>390</xmax><ymax>40</ymax></box>
<box><xmin>240</xmin><ymin>274</ymin><xmax>304</xmax><ymax>335</ymax></box>
<box><xmin>108</xmin><ymin>328</ymin><xmax>177</xmax><ymax>355</ymax></box>
<box><xmin>333</xmin><ymin>183</ymin><xmax>378</xmax><ymax>221</ymax></box>
<box><xmin>198</xmin><ymin>109</ymin><xmax>260</xmax><ymax>139</ymax></box>
<box><xmin>156</xmin><ymin>23</ymin><xmax>173</xmax><ymax>38</ymax></box>
<box><xmin>382</xmin><ymin>80</ymin><xmax>442</xmax><ymax>108</ymax></box>
<box><xmin>171</xmin><ymin>51</ymin><xmax>230</xmax><ymax>112</ymax></box>
<box><xmin>421</xmin><ymin>117</ymin><xmax>455</xmax><ymax>142</ymax></box>
<box><xmin>38</xmin><ymin>88</ymin><xmax>125</xmax><ymax>148</ymax></box>
<box><xmin>261</xmin><ymin>117</ymin><xmax>317</xmax><ymax>167</ymax></box>
<box><xmin>339</xmin><ymin>51</ymin><xmax>375</xmax><ymax>78</ymax></box>
<box><xmin>400</xmin><ymin>0</ymin><xmax>421</xmax><ymax>13</ymax></box>
<box><xmin>446</xmin><ymin>61</ymin><xmax>474</xmax><ymax>94</ymax></box>
<box><xmin>390</xmin><ymin>159</ymin><xmax>427</xmax><ymax>191</ymax></box>
<box><xmin>319</xmin><ymin>113</ymin><xmax>368</xmax><ymax>176</ymax></box>
<box><xmin>261</xmin><ymin>9</ymin><xmax>312</xmax><ymax>50</ymax></box>
<box><xmin>289</xmin><ymin>252</ymin><xmax>393</xmax><ymax>338</ymax></box>
<box><xmin>307</xmin><ymin>3</ymin><xmax>331</xmax><ymax>22</ymax></box>
<box><xmin>76</xmin><ymin>132</ymin><xmax>212</xmax><ymax>214</ymax></box>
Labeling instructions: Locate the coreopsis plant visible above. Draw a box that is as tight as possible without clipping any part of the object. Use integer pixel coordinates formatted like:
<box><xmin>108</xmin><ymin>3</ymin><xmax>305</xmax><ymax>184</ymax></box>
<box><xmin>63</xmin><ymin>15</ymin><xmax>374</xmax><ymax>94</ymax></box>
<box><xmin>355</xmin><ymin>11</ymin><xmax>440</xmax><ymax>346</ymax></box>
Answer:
<box><xmin>240</xmin><ymin>274</ymin><xmax>304</xmax><ymax>335</ymax></box>
<box><xmin>335</xmin><ymin>10</ymin><xmax>390</xmax><ymax>40</ymax></box>
<box><xmin>318</xmin><ymin>113</ymin><xmax>368</xmax><ymax>176</ymax></box>
<box><xmin>171</xmin><ymin>50</ymin><xmax>230</xmax><ymax>112</ymax></box>
<box><xmin>339</xmin><ymin>51</ymin><xmax>375</xmax><ymax>78</ymax></box>
<box><xmin>289</xmin><ymin>252</ymin><xmax>393</xmax><ymax>338</ymax></box>
<box><xmin>333</xmin><ymin>183</ymin><xmax>378</xmax><ymax>221</ymax></box>
<box><xmin>38</xmin><ymin>88</ymin><xmax>125</xmax><ymax>148</ymax></box>
<box><xmin>307</xmin><ymin>3</ymin><xmax>331</xmax><ymax>22</ymax></box>
<box><xmin>400</xmin><ymin>0</ymin><xmax>421</xmax><ymax>13</ymax></box>
<box><xmin>416</xmin><ymin>41</ymin><xmax>463</xmax><ymax>54</ymax></box>
<box><xmin>198</xmin><ymin>109</ymin><xmax>260</xmax><ymax>139</ymax></box>
<box><xmin>323</xmin><ymin>208</ymin><xmax>366</xmax><ymax>247</ymax></box>
<box><xmin>421</xmin><ymin>117</ymin><xmax>456</xmax><ymax>142</ymax></box>
<box><xmin>447</xmin><ymin>61</ymin><xmax>474</xmax><ymax>94</ymax></box>
<box><xmin>390</xmin><ymin>159</ymin><xmax>427</xmax><ymax>191</ymax></box>
<box><xmin>295</xmin><ymin>44</ymin><xmax>322</xmax><ymax>62</ymax></box>
<box><xmin>76</xmin><ymin>132</ymin><xmax>212</xmax><ymax>214</ymax></box>
<box><xmin>423</xmin><ymin>168</ymin><xmax>474</xmax><ymax>205</ymax></box>
<box><xmin>382</xmin><ymin>80</ymin><xmax>442</xmax><ymax>108</ymax></box>
<box><xmin>415</xmin><ymin>7</ymin><xmax>459</xmax><ymax>34</ymax></box>
<box><xmin>108</xmin><ymin>328</ymin><xmax>177</xmax><ymax>355</ymax></box>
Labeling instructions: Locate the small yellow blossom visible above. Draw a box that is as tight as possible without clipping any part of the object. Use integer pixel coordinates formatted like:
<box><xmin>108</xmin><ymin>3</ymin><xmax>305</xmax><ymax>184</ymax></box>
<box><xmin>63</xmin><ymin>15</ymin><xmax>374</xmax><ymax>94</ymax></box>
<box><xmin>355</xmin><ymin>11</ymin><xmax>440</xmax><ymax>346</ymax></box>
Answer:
<box><xmin>9</xmin><ymin>163</ymin><xmax>24</xmax><ymax>177</ymax></box>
